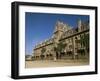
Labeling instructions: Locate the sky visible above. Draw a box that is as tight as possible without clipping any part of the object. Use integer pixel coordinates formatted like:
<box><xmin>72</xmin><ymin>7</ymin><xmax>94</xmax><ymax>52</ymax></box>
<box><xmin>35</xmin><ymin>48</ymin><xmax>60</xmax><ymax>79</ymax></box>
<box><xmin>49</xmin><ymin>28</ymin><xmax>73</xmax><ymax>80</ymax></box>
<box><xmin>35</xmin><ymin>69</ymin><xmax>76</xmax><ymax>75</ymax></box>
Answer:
<box><xmin>25</xmin><ymin>12</ymin><xmax>89</xmax><ymax>55</ymax></box>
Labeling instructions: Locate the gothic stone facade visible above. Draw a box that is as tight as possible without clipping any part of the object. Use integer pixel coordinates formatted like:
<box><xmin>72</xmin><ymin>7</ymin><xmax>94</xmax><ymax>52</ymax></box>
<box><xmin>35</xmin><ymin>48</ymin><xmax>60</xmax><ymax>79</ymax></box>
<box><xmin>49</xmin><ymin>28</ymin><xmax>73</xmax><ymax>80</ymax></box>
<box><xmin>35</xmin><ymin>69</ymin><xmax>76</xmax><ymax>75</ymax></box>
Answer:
<box><xmin>33</xmin><ymin>19</ymin><xmax>89</xmax><ymax>61</ymax></box>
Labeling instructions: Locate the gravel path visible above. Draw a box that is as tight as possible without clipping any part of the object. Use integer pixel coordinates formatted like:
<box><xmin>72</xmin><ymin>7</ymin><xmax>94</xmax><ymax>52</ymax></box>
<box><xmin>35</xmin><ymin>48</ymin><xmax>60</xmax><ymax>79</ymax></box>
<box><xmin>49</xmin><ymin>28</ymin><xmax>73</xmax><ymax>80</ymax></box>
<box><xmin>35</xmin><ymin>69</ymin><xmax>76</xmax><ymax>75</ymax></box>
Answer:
<box><xmin>25</xmin><ymin>59</ymin><xmax>89</xmax><ymax>68</ymax></box>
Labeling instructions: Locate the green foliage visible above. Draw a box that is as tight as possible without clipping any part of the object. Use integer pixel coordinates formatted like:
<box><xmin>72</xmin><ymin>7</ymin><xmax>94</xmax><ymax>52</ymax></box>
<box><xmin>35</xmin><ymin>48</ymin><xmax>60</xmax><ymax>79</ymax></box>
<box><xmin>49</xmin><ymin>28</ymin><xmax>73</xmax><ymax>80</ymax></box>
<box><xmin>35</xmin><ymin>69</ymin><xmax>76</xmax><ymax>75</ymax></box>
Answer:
<box><xmin>41</xmin><ymin>48</ymin><xmax>46</xmax><ymax>55</ymax></box>
<box><xmin>41</xmin><ymin>48</ymin><xmax>46</xmax><ymax>60</ymax></box>
<box><xmin>80</xmin><ymin>33</ymin><xmax>89</xmax><ymax>52</ymax></box>
<box><xmin>77</xmin><ymin>49</ymin><xmax>85</xmax><ymax>54</ymax></box>
<box><xmin>54</xmin><ymin>42</ymin><xmax>66</xmax><ymax>53</ymax></box>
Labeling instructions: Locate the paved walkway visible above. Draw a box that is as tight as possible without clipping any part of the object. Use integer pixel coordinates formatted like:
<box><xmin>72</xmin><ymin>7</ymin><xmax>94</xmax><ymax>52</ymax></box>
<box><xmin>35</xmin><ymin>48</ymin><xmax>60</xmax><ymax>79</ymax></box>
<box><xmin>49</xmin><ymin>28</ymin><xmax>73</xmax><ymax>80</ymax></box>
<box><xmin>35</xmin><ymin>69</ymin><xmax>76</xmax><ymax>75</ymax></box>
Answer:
<box><xmin>25</xmin><ymin>59</ymin><xmax>89</xmax><ymax>68</ymax></box>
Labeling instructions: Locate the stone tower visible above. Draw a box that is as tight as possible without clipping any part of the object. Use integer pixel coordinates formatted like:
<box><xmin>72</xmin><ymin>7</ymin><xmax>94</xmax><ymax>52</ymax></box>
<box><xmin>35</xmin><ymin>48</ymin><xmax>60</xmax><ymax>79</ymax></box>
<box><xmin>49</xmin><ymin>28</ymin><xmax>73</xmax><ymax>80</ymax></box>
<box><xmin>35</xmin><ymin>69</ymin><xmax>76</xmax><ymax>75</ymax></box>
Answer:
<box><xmin>53</xmin><ymin>21</ymin><xmax>65</xmax><ymax>43</ymax></box>
<box><xmin>78</xmin><ymin>19</ymin><xmax>82</xmax><ymax>32</ymax></box>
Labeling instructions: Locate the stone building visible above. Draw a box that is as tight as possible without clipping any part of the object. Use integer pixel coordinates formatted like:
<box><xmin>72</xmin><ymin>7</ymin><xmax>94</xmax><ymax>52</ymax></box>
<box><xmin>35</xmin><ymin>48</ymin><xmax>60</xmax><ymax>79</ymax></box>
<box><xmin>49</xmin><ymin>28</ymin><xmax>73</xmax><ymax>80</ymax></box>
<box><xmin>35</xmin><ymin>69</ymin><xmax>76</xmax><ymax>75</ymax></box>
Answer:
<box><xmin>32</xmin><ymin>19</ymin><xmax>89</xmax><ymax>61</ymax></box>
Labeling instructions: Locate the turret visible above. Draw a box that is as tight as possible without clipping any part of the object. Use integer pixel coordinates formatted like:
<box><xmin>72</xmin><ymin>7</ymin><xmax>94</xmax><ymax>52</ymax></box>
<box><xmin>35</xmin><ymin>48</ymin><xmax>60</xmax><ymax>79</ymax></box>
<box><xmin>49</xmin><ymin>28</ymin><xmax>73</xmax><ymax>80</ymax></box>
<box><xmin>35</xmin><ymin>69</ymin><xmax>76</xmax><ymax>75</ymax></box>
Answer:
<box><xmin>53</xmin><ymin>21</ymin><xmax>65</xmax><ymax>43</ymax></box>
<box><xmin>78</xmin><ymin>19</ymin><xmax>82</xmax><ymax>32</ymax></box>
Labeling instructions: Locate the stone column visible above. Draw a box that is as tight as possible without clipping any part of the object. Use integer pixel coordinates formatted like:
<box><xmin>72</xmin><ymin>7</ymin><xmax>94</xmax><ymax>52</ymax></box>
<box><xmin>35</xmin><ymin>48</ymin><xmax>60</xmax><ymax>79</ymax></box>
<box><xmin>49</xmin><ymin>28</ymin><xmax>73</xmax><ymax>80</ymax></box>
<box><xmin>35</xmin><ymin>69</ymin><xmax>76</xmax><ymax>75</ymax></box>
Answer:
<box><xmin>72</xmin><ymin>37</ymin><xmax>76</xmax><ymax>59</ymax></box>
<box><xmin>53</xmin><ymin>43</ymin><xmax>57</xmax><ymax>61</ymax></box>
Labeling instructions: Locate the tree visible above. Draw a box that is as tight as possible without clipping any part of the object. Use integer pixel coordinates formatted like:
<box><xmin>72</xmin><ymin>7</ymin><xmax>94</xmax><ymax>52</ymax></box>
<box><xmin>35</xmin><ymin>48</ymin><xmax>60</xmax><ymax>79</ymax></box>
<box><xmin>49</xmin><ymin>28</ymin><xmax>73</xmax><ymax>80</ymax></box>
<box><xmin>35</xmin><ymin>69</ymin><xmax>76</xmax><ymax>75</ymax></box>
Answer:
<box><xmin>54</xmin><ymin>42</ymin><xmax>66</xmax><ymax>59</ymax></box>
<box><xmin>85</xmin><ymin>34</ymin><xmax>89</xmax><ymax>52</ymax></box>
<box><xmin>41</xmin><ymin>47</ymin><xmax>46</xmax><ymax>60</ymax></box>
<box><xmin>80</xmin><ymin>34</ymin><xmax>89</xmax><ymax>55</ymax></box>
